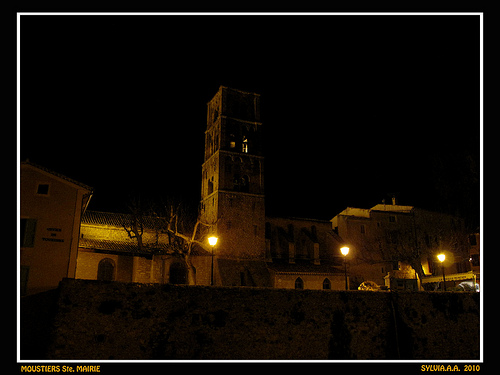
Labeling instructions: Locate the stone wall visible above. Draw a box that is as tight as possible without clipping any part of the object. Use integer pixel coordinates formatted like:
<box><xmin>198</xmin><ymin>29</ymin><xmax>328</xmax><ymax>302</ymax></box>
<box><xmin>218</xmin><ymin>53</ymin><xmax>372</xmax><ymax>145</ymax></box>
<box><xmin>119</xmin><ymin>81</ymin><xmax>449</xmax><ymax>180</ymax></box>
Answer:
<box><xmin>35</xmin><ymin>279</ymin><xmax>479</xmax><ymax>360</ymax></box>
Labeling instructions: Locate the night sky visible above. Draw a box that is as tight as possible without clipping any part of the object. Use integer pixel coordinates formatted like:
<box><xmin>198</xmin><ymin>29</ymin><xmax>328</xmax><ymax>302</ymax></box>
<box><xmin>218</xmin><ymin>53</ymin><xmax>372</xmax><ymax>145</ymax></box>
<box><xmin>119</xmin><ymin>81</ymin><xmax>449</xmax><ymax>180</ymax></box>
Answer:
<box><xmin>20</xmin><ymin>14</ymin><xmax>480</xmax><ymax>228</ymax></box>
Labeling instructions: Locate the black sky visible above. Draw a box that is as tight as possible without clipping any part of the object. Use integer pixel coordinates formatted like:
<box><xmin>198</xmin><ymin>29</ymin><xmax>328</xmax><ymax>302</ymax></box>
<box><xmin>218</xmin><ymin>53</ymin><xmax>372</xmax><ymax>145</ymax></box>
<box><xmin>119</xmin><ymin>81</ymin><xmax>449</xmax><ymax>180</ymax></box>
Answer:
<box><xmin>20</xmin><ymin>14</ymin><xmax>480</xmax><ymax>227</ymax></box>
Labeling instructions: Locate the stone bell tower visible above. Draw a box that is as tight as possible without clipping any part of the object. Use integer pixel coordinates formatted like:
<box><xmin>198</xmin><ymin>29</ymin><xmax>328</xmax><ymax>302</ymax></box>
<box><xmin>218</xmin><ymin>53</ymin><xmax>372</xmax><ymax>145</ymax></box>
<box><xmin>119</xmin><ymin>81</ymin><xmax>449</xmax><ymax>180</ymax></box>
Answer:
<box><xmin>200</xmin><ymin>86</ymin><xmax>269</xmax><ymax>285</ymax></box>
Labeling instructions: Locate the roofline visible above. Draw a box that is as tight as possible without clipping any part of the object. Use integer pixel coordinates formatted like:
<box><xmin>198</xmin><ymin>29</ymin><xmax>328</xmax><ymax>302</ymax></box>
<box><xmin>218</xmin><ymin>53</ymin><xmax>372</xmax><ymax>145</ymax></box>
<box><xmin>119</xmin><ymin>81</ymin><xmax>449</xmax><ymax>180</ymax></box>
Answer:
<box><xmin>331</xmin><ymin>204</ymin><xmax>416</xmax><ymax>220</ymax></box>
<box><xmin>220</xmin><ymin>85</ymin><xmax>261</xmax><ymax>97</ymax></box>
<box><xmin>269</xmin><ymin>270</ymin><xmax>341</xmax><ymax>276</ymax></box>
<box><xmin>265</xmin><ymin>215</ymin><xmax>332</xmax><ymax>224</ymax></box>
<box><xmin>21</xmin><ymin>161</ymin><xmax>93</xmax><ymax>192</ymax></box>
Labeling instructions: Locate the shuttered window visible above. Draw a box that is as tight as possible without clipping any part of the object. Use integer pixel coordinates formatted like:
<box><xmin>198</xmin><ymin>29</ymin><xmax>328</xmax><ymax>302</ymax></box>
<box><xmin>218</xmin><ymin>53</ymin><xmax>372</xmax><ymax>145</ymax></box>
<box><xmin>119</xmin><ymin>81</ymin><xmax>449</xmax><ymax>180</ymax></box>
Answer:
<box><xmin>20</xmin><ymin>218</ymin><xmax>37</xmax><ymax>248</ymax></box>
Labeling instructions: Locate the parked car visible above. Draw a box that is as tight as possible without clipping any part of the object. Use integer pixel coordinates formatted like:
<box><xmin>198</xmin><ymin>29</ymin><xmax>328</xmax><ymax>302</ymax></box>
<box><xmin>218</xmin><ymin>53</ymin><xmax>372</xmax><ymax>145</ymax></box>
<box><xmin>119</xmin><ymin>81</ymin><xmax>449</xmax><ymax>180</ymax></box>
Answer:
<box><xmin>358</xmin><ymin>280</ymin><xmax>381</xmax><ymax>291</ymax></box>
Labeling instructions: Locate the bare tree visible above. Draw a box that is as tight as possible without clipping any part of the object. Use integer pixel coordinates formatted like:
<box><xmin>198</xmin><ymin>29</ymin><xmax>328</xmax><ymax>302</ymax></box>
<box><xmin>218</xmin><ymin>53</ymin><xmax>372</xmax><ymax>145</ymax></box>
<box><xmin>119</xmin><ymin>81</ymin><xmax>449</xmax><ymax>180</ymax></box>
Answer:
<box><xmin>121</xmin><ymin>196</ymin><xmax>145</xmax><ymax>252</ymax></box>
<box><xmin>151</xmin><ymin>197</ymin><xmax>217</xmax><ymax>285</ymax></box>
<box><xmin>122</xmin><ymin>195</ymin><xmax>216</xmax><ymax>285</ymax></box>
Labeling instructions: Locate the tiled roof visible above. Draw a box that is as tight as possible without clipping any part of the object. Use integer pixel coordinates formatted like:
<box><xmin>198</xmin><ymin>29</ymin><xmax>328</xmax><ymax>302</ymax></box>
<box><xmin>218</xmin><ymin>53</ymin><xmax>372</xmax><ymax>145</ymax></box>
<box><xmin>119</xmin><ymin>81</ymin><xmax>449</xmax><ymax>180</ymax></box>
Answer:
<box><xmin>82</xmin><ymin>210</ymin><xmax>168</xmax><ymax>229</ymax></box>
<box><xmin>370</xmin><ymin>204</ymin><xmax>414</xmax><ymax>213</ymax></box>
<box><xmin>78</xmin><ymin>238</ymin><xmax>167</xmax><ymax>255</ymax></box>
<box><xmin>78</xmin><ymin>237</ymin><xmax>210</xmax><ymax>256</ymax></box>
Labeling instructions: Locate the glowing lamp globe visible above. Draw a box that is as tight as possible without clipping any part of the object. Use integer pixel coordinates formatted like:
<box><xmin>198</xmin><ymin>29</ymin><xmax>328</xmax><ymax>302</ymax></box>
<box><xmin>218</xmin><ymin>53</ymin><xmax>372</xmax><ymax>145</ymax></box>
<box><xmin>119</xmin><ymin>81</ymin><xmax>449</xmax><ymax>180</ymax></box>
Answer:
<box><xmin>437</xmin><ymin>253</ymin><xmax>446</xmax><ymax>263</ymax></box>
<box><xmin>340</xmin><ymin>246</ymin><xmax>350</xmax><ymax>256</ymax></box>
<box><xmin>208</xmin><ymin>236</ymin><xmax>218</xmax><ymax>247</ymax></box>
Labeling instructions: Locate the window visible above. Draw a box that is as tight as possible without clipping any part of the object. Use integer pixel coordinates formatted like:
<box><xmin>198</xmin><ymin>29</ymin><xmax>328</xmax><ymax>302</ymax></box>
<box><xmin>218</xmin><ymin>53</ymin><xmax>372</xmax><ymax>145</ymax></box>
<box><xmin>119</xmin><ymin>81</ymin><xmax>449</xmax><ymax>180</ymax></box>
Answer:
<box><xmin>265</xmin><ymin>222</ymin><xmax>271</xmax><ymax>238</ymax></box>
<box><xmin>471</xmin><ymin>254</ymin><xmax>479</xmax><ymax>267</ymax></box>
<box><xmin>242</xmin><ymin>136</ymin><xmax>248</xmax><ymax>153</ymax></box>
<box><xmin>20</xmin><ymin>218</ymin><xmax>37</xmax><ymax>247</ymax></box>
<box><xmin>427</xmin><ymin>257</ymin><xmax>435</xmax><ymax>275</ymax></box>
<box><xmin>295</xmin><ymin>277</ymin><xmax>304</xmax><ymax>289</ymax></box>
<box><xmin>253</xmin><ymin>225</ymin><xmax>258</xmax><ymax>236</ymax></box>
<box><xmin>322</xmin><ymin>278</ymin><xmax>331</xmax><ymax>290</ymax></box>
<box><xmin>229</xmin><ymin>134</ymin><xmax>236</xmax><ymax>149</ymax></box>
<box><xmin>388</xmin><ymin>230</ymin><xmax>399</xmax><ymax>244</ymax></box>
<box><xmin>360</xmin><ymin>224</ymin><xmax>366</xmax><ymax>234</ymax></box>
<box><xmin>469</xmin><ymin>234</ymin><xmax>477</xmax><ymax>246</ymax></box>
<box><xmin>36</xmin><ymin>183</ymin><xmax>50</xmax><ymax>195</ymax></box>
<box><xmin>97</xmin><ymin>258</ymin><xmax>115</xmax><ymax>281</ymax></box>
<box><xmin>208</xmin><ymin>178</ymin><xmax>214</xmax><ymax>195</ymax></box>
<box><xmin>241</xmin><ymin>175</ymin><xmax>249</xmax><ymax>192</ymax></box>
<box><xmin>233</xmin><ymin>175</ymin><xmax>249</xmax><ymax>192</ymax></box>
<box><xmin>425</xmin><ymin>234</ymin><xmax>431</xmax><ymax>247</ymax></box>
<box><xmin>389</xmin><ymin>215</ymin><xmax>397</xmax><ymax>223</ymax></box>
<box><xmin>233</xmin><ymin>174</ymin><xmax>241</xmax><ymax>190</ymax></box>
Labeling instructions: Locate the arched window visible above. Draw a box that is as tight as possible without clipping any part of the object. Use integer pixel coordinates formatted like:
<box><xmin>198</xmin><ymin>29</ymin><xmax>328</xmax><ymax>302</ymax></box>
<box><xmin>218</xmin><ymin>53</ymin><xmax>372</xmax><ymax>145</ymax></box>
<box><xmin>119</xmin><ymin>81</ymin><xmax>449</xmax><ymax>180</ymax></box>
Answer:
<box><xmin>97</xmin><ymin>258</ymin><xmax>115</xmax><ymax>281</ymax></box>
<box><xmin>207</xmin><ymin>177</ymin><xmax>214</xmax><ymax>195</ymax></box>
<box><xmin>295</xmin><ymin>277</ymin><xmax>304</xmax><ymax>290</ymax></box>
<box><xmin>229</xmin><ymin>134</ymin><xmax>236</xmax><ymax>149</ymax></box>
<box><xmin>242</xmin><ymin>136</ymin><xmax>248</xmax><ymax>153</ymax></box>
<box><xmin>241</xmin><ymin>175</ymin><xmax>249</xmax><ymax>193</ymax></box>
<box><xmin>169</xmin><ymin>262</ymin><xmax>188</xmax><ymax>284</ymax></box>
<box><xmin>233</xmin><ymin>174</ymin><xmax>250</xmax><ymax>192</ymax></box>
<box><xmin>323</xmin><ymin>278</ymin><xmax>331</xmax><ymax>290</ymax></box>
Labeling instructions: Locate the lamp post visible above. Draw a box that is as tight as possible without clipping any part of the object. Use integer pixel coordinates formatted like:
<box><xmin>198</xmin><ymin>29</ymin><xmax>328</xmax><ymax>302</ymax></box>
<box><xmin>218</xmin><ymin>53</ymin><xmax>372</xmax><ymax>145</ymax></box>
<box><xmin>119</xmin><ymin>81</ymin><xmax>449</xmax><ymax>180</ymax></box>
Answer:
<box><xmin>208</xmin><ymin>236</ymin><xmax>218</xmax><ymax>286</ymax></box>
<box><xmin>340</xmin><ymin>246</ymin><xmax>350</xmax><ymax>290</ymax></box>
<box><xmin>437</xmin><ymin>253</ymin><xmax>446</xmax><ymax>291</ymax></box>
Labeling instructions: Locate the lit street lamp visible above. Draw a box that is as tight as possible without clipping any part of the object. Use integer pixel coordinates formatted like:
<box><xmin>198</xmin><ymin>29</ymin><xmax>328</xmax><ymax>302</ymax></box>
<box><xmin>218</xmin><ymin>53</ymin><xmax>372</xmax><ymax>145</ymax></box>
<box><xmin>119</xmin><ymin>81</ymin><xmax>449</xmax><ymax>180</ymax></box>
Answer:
<box><xmin>437</xmin><ymin>253</ymin><xmax>446</xmax><ymax>291</ymax></box>
<box><xmin>208</xmin><ymin>236</ymin><xmax>218</xmax><ymax>286</ymax></box>
<box><xmin>340</xmin><ymin>246</ymin><xmax>350</xmax><ymax>290</ymax></box>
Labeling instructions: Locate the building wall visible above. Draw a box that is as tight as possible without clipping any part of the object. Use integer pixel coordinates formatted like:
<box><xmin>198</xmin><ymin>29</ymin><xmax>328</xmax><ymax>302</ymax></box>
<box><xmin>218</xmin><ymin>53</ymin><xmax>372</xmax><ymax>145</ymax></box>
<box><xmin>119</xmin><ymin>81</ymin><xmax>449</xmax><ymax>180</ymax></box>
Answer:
<box><xmin>266</xmin><ymin>217</ymin><xmax>343</xmax><ymax>262</ymax></box>
<box><xmin>272</xmin><ymin>273</ymin><xmax>345</xmax><ymax>290</ymax></box>
<box><xmin>76</xmin><ymin>249</ymin><xmax>212</xmax><ymax>285</ymax></box>
<box><xmin>75</xmin><ymin>252</ymin><xmax>133</xmax><ymax>282</ymax></box>
<box><xmin>332</xmin><ymin>205</ymin><xmax>471</xmax><ymax>289</ymax></box>
<box><xmin>77</xmin><ymin>218</ymin><xmax>212</xmax><ymax>285</ymax></box>
<box><xmin>20</xmin><ymin>164</ymin><xmax>91</xmax><ymax>295</ymax></box>
<box><xmin>200</xmin><ymin>86</ymin><xmax>266</xmax><ymax>266</ymax></box>
<box><xmin>214</xmin><ymin>192</ymin><xmax>266</xmax><ymax>259</ymax></box>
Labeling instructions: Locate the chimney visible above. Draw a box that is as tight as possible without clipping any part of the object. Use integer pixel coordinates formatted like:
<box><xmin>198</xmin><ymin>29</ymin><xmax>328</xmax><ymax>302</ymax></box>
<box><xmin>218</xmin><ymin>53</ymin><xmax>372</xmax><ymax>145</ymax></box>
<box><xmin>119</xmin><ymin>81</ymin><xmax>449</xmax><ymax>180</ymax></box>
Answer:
<box><xmin>392</xmin><ymin>196</ymin><xmax>396</xmax><ymax>206</ymax></box>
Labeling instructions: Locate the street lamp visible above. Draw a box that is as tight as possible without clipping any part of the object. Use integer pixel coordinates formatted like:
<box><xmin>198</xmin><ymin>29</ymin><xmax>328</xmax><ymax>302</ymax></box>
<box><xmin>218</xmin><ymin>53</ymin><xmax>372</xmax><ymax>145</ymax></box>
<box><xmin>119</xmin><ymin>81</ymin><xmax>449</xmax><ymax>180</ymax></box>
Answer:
<box><xmin>208</xmin><ymin>236</ymin><xmax>218</xmax><ymax>286</ymax></box>
<box><xmin>437</xmin><ymin>253</ymin><xmax>446</xmax><ymax>291</ymax></box>
<box><xmin>340</xmin><ymin>246</ymin><xmax>350</xmax><ymax>290</ymax></box>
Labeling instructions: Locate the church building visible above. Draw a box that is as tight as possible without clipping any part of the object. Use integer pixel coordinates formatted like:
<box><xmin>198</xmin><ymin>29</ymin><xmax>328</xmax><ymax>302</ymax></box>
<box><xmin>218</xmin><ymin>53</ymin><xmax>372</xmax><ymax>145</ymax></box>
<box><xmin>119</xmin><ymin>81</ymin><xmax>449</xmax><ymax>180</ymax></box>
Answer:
<box><xmin>199</xmin><ymin>86</ymin><xmax>346</xmax><ymax>289</ymax></box>
<box><xmin>20</xmin><ymin>87</ymin><xmax>477</xmax><ymax>293</ymax></box>
<box><xmin>70</xmin><ymin>86</ymin><xmax>347</xmax><ymax>289</ymax></box>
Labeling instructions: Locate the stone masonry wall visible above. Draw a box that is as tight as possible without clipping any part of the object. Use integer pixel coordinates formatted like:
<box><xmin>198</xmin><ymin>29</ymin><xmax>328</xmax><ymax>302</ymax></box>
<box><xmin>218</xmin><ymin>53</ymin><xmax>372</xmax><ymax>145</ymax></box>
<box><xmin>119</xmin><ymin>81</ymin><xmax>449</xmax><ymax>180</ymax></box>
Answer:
<box><xmin>42</xmin><ymin>279</ymin><xmax>479</xmax><ymax>360</ymax></box>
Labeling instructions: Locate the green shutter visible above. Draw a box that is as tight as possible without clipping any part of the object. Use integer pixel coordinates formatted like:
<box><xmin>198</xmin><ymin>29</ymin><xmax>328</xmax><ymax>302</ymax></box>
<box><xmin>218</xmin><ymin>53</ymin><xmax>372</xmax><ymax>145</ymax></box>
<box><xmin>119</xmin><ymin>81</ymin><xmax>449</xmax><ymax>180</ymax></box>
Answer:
<box><xmin>22</xmin><ymin>219</ymin><xmax>37</xmax><ymax>247</ymax></box>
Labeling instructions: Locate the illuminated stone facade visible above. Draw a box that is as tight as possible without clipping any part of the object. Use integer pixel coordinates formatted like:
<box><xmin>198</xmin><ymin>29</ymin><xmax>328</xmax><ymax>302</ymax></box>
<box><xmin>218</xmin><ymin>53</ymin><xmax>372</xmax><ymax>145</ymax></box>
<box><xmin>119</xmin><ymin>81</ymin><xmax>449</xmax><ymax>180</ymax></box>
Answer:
<box><xmin>20</xmin><ymin>162</ymin><xmax>93</xmax><ymax>295</ymax></box>
<box><xmin>331</xmin><ymin>203</ymin><xmax>473</xmax><ymax>290</ymax></box>
<box><xmin>76</xmin><ymin>211</ymin><xmax>212</xmax><ymax>285</ymax></box>
<box><xmin>201</xmin><ymin>86</ymin><xmax>266</xmax><ymax>261</ymax></box>
<box><xmin>200</xmin><ymin>87</ymin><xmax>346</xmax><ymax>288</ymax></box>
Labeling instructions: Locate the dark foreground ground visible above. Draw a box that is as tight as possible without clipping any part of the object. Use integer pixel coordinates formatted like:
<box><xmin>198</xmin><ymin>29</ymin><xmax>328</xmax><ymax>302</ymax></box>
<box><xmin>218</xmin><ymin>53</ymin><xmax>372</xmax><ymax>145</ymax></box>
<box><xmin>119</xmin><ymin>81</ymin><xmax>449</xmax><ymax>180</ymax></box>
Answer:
<box><xmin>20</xmin><ymin>279</ymin><xmax>480</xmax><ymax>360</ymax></box>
